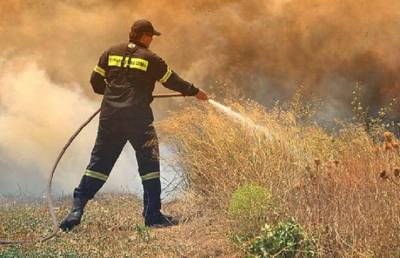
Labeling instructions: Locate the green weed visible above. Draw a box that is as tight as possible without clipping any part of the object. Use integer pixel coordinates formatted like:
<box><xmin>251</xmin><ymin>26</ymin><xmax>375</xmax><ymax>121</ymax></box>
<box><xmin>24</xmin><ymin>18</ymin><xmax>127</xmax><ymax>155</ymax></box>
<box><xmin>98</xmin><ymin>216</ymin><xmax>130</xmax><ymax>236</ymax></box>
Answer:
<box><xmin>228</xmin><ymin>184</ymin><xmax>273</xmax><ymax>237</ymax></box>
<box><xmin>248</xmin><ymin>219</ymin><xmax>316</xmax><ymax>258</ymax></box>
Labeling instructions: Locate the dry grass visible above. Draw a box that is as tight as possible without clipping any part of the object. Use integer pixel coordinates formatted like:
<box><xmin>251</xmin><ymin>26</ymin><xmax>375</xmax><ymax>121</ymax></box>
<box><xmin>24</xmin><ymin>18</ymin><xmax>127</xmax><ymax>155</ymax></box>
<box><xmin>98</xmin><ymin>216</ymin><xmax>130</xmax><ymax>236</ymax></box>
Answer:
<box><xmin>159</xmin><ymin>99</ymin><xmax>400</xmax><ymax>257</ymax></box>
<box><xmin>0</xmin><ymin>193</ymin><xmax>238</xmax><ymax>257</ymax></box>
<box><xmin>2</xmin><ymin>98</ymin><xmax>400</xmax><ymax>257</ymax></box>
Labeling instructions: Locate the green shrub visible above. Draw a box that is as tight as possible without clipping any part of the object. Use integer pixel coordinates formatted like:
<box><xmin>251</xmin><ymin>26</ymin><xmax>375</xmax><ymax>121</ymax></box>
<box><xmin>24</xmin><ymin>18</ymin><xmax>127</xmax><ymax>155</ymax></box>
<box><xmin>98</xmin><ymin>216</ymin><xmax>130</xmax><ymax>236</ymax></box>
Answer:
<box><xmin>228</xmin><ymin>184</ymin><xmax>272</xmax><ymax>237</ymax></box>
<box><xmin>229</xmin><ymin>183</ymin><xmax>271</xmax><ymax>218</ymax></box>
<box><xmin>248</xmin><ymin>219</ymin><xmax>316</xmax><ymax>258</ymax></box>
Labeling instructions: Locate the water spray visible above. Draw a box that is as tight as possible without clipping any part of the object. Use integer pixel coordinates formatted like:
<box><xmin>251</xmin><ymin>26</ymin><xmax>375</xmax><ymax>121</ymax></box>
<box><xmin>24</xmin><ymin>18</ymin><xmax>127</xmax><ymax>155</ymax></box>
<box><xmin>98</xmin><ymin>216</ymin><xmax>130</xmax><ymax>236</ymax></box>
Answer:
<box><xmin>0</xmin><ymin>93</ymin><xmax>185</xmax><ymax>245</ymax></box>
<box><xmin>208</xmin><ymin>99</ymin><xmax>273</xmax><ymax>140</ymax></box>
<box><xmin>208</xmin><ymin>99</ymin><xmax>307</xmax><ymax>160</ymax></box>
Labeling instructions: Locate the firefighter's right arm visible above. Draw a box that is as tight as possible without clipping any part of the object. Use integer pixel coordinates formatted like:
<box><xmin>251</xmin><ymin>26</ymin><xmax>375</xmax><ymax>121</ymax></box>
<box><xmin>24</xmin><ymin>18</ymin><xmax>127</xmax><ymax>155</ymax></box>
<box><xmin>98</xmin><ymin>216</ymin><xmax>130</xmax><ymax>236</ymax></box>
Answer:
<box><xmin>90</xmin><ymin>51</ymin><xmax>108</xmax><ymax>95</ymax></box>
<box><xmin>150</xmin><ymin>55</ymin><xmax>208</xmax><ymax>100</ymax></box>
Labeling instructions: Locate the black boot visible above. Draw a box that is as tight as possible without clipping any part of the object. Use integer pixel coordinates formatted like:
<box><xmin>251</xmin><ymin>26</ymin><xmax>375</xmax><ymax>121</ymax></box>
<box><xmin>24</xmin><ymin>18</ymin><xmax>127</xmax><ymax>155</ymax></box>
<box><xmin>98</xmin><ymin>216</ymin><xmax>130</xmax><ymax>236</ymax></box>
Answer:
<box><xmin>142</xmin><ymin>179</ymin><xmax>178</xmax><ymax>227</ymax></box>
<box><xmin>144</xmin><ymin>211</ymin><xmax>179</xmax><ymax>228</ymax></box>
<box><xmin>59</xmin><ymin>197</ymin><xmax>88</xmax><ymax>232</ymax></box>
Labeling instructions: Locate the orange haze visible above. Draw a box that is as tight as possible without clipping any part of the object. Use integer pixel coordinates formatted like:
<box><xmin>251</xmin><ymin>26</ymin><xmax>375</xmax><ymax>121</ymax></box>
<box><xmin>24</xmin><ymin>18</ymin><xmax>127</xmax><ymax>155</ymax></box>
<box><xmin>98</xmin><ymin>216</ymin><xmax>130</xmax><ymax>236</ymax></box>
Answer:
<box><xmin>0</xmin><ymin>0</ymin><xmax>399</xmax><ymax>195</ymax></box>
<box><xmin>1</xmin><ymin>0</ymin><xmax>400</xmax><ymax>105</ymax></box>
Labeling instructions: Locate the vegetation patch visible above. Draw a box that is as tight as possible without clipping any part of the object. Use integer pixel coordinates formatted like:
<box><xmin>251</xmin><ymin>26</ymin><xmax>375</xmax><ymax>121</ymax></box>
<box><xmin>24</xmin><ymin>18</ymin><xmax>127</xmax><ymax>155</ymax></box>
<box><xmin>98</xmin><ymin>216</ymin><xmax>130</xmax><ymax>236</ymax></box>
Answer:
<box><xmin>248</xmin><ymin>219</ymin><xmax>316</xmax><ymax>258</ymax></box>
<box><xmin>0</xmin><ymin>246</ymin><xmax>81</xmax><ymax>258</ymax></box>
<box><xmin>228</xmin><ymin>183</ymin><xmax>274</xmax><ymax>237</ymax></box>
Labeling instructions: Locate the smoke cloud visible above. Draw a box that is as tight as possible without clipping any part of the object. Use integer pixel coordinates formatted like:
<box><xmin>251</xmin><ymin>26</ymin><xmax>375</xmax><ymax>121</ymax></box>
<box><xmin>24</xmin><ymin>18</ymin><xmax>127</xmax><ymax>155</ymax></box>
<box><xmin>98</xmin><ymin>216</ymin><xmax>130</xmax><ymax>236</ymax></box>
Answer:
<box><xmin>2</xmin><ymin>0</ymin><xmax>400</xmax><ymax>108</ymax></box>
<box><xmin>1</xmin><ymin>0</ymin><xmax>399</xmax><ymax>196</ymax></box>
<box><xmin>0</xmin><ymin>59</ymin><xmax>140</xmax><ymax>197</ymax></box>
<box><xmin>0</xmin><ymin>59</ymin><xmax>180</xmax><ymax>198</ymax></box>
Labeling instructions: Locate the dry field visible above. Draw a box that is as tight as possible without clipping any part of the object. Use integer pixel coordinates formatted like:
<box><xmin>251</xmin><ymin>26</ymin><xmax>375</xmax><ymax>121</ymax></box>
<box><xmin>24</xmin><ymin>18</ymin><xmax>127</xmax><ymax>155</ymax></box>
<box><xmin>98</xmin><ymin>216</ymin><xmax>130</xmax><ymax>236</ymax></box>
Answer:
<box><xmin>0</xmin><ymin>193</ymin><xmax>237</xmax><ymax>257</ymax></box>
<box><xmin>1</xmin><ymin>98</ymin><xmax>400</xmax><ymax>257</ymax></box>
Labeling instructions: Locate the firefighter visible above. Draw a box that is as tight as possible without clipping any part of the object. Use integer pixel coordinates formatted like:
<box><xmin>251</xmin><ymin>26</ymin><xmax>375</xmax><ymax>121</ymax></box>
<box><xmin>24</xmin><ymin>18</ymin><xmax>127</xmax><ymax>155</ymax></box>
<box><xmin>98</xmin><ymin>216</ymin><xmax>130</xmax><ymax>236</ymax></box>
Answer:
<box><xmin>60</xmin><ymin>19</ymin><xmax>208</xmax><ymax>231</ymax></box>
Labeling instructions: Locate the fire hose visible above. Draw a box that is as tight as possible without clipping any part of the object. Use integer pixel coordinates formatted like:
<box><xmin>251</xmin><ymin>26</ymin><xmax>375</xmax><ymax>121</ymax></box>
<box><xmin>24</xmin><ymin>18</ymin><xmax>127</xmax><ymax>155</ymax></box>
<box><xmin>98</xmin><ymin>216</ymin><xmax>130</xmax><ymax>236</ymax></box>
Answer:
<box><xmin>0</xmin><ymin>93</ymin><xmax>184</xmax><ymax>245</ymax></box>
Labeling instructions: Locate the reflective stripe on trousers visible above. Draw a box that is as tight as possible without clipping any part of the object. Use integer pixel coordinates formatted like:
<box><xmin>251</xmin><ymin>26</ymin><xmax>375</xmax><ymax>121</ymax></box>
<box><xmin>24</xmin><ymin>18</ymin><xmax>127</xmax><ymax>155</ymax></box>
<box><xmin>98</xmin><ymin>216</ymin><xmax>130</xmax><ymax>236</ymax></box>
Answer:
<box><xmin>73</xmin><ymin>121</ymin><xmax>161</xmax><ymax>215</ymax></box>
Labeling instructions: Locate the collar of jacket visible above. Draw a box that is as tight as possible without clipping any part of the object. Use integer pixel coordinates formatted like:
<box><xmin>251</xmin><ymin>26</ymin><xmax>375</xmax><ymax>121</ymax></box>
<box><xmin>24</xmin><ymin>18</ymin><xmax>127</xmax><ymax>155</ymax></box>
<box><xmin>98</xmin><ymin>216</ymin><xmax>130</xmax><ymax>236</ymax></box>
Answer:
<box><xmin>130</xmin><ymin>41</ymin><xmax>147</xmax><ymax>49</ymax></box>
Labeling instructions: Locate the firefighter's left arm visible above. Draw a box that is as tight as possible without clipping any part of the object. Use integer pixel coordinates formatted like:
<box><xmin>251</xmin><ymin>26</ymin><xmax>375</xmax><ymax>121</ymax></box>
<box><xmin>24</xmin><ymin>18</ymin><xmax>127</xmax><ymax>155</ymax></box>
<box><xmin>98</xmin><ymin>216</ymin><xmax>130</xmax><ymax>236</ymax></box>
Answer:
<box><xmin>90</xmin><ymin>51</ymin><xmax>108</xmax><ymax>95</ymax></box>
<box><xmin>150</xmin><ymin>55</ymin><xmax>199</xmax><ymax>96</ymax></box>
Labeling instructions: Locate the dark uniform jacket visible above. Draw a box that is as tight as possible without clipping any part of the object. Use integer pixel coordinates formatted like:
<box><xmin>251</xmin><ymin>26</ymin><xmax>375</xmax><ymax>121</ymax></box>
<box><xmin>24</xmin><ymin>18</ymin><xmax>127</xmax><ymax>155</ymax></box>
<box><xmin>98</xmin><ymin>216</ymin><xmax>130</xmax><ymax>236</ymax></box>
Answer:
<box><xmin>90</xmin><ymin>42</ymin><xmax>199</xmax><ymax>125</ymax></box>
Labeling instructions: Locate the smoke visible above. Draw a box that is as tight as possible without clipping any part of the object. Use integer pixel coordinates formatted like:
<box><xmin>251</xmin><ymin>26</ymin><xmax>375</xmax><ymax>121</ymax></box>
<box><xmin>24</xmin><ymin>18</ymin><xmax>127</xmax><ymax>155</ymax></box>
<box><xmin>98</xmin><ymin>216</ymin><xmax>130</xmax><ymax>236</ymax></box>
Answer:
<box><xmin>2</xmin><ymin>0</ymin><xmax>400</xmax><ymax>105</ymax></box>
<box><xmin>0</xmin><ymin>58</ymin><xmax>134</xmax><ymax>197</ymax></box>
<box><xmin>1</xmin><ymin>0</ymin><xmax>399</xmax><ymax>195</ymax></box>
<box><xmin>0</xmin><ymin>59</ymin><xmax>180</xmax><ymax>198</ymax></box>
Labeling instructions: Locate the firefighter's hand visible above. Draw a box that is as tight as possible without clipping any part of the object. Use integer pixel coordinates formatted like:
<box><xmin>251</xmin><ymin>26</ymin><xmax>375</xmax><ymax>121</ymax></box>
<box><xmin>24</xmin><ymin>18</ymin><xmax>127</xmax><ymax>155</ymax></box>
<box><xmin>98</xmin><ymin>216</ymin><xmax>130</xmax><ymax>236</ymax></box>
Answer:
<box><xmin>195</xmin><ymin>89</ymin><xmax>208</xmax><ymax>101</ymax></box>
